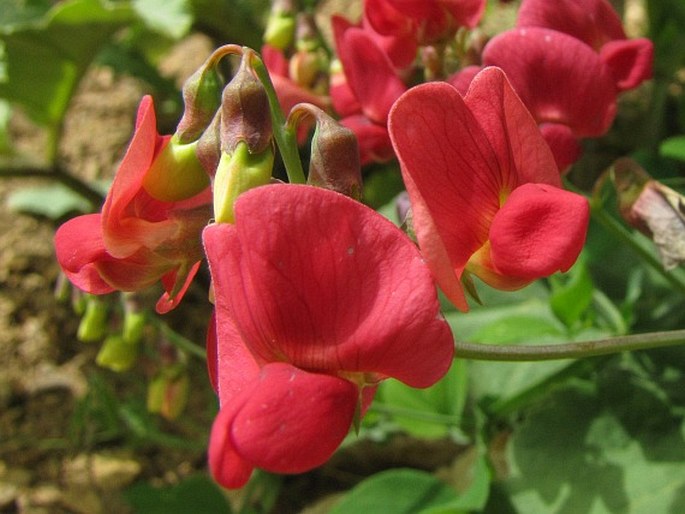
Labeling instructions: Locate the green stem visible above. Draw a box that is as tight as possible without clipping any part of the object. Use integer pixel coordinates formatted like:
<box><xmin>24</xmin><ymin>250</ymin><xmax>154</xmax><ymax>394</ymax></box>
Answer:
<box><xmin>591</xmin><ymin>201</ymin><xmax>685</xmax><ymax>295</ymax></box>
<box><xmin>454</xmin><ymin>329</ymin><xmax>685</xmax><ymax>361</ymax></box>
<box><xmin>249</xmin><ymin>51</ymin><xmax>306</xmax><ymax>184</ymax></box>
<box><xmin>157</xmin><ymin>322</ymin><xmax>207</xmax><ymax>360</ymax></box>
<box><xmin>0</xmin><ymin>158</ymin><xmax>105</xmax><ymax>207</ymax></box>
<box><xmin>370</xmin><ymin>403</ymin><xmax>461</xmax><ymax>425</ymax></box>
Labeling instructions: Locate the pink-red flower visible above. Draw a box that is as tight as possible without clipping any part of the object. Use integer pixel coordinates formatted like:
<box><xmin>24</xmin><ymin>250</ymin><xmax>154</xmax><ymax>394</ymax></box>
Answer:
<box><xmin>331</xmin><ymin>16</ymin><xmax>408</xmax><ymax>163</ymax></box>
<box><xmin>517</xmin><ymin>0</ymin><xmax>653</xmax><ymax>91</ymax></box>
<box><xmin>364</xmin><ymin>0</ymin><xmax>486</xmax><ymax>44</ymax></box>
<box><xmin>55</xmin><ymin>96</ymin><xmax>212</xmax><ymax>313</ymax></box>
<box><xmin>203</xmin><ymin>184</ymin><xmax>454</xmax><ymax>488</ymax></box>
<box><xmin>389</xmin><ymin>67</ymin><xmax>589</xmax><ymax>311</ymax></box>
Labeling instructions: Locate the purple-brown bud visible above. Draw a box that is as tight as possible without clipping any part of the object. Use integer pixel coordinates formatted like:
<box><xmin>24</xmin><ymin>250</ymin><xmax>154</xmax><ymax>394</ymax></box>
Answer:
<box><xmin>220</xmin><ymin>51</ymin><xmax>273</xmax><ymax>154</ymax></box>
<box><xmin>290</xmin><ymin>103</ymin><xmax>362</xmax><ymax>200</ymax></box>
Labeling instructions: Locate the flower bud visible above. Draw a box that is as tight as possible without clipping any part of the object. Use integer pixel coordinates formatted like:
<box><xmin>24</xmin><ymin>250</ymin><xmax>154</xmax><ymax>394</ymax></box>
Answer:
<box><xmin>142</xmin><ymin>136</ymin><xmax>209</xmax><ymax>202</ymax></box>
<box><xmin>175</xmin><ymin>60</ymin><xmax>223</xmax><ymax>144</ymax></box>
<box><xmin>77</xmin><ymin>295</ymin><xmax>109</xmax><ymax>343</ymax></box>
<box><xmin>147</xmin><ymin>364</ymin><xmax>190</xmax><ymax>420</ymax></box>
<box><xmin>213</xmin><ymin>141</ymin><xmax>275</xmax><ymax>223</ymax></box>
<box><xmin>122</xmin><ymin>294</ymin><xmax>147</xmax><ymax>345</ymax></box>
<box><xmin>220</xmin><ymin>51</ymin><xmax>272</xmax><ymax>155</ymax></box>
<box><xmin>612</xmin><ymin>157</ymin><xmax>685</xmax><ymax>270</ymax></box>
<box><xmin>290</xmin><ymin>103</ymin><xmax>362</xmax><ymax>199</ymax></box>
<box><xmin>263</xmin><ymin>0</ymin><xmax>297</xmax><ymax>51</ymax></box>
<box><xmin>96</xmin><ymin>334</ymin><xmax>139</xmax><ymax>372</ymax></box>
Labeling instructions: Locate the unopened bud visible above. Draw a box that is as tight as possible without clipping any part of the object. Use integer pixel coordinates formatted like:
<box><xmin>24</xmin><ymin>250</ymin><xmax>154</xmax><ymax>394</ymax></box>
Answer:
<box><xmin>142</xmin><ymin>136</ymin><xmax>209</xmax><ymax>202</ymax></box>
<box><xmin>175</xmin><ymin>60</ymin><xmax>223</xmax><ymax>144</ymax></box>
<box><xmin>220</xmin><ymin>51</ymin><xmax>272</xmax><ymax>154</ymax></box>
<box><xmin>290</xmin><ymin>104</ymin><xmax>362</xmax><ymax>199</ymax></box>
<box><xmin>213</xmin><ymin>141</ymin><xmax>275</xmax><ymax>223</ymax></box>
<box><xmin>77</xmin><ymin>295</ymin><xmax>109</xmax><ymax>343</ymax></box>
<box><xmin>96</xmin><ymin>334</ymin><xmax>139</xmax><ymax>372</ymax></box>
<box><xmin>264</xmin><ymin>0</ymin><xmax>296</xmax><ymax>50</ymax></box>
<box><xmin>147</xmin><ymin>365</ymin><xmax>190</xmax><ymax>420</ymax></box>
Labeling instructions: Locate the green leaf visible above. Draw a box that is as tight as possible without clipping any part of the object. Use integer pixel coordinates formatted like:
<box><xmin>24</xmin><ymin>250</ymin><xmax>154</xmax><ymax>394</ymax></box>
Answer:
<box><xmin>660</xmin><ymin>135</ymin><xmax>685</xmax><ymax>162</ymax></box>
<box><xmin>378</xmin><ymin>359</ymin><xmax>467</xmax><ymax>439</ymax></box>
<box><xmin>0</xmin><ymin>0</ymin><xmax>135</xmax><ymax>133</ymax></box>
<box><xmin>329</xmin><ymin>469</ymin><xmax>460</xmax><ymax>514</ymax></box>
<box><xmin>7</xmin><ymin>183</ymin><xmax>91</xmax><ymax>218</ymax></box>
<box><xmin>132</xmin><ymin>0</ymin><xmax>192</xmax><ymax>39</ymax></box>
<box><xmin>549</xmin><ymin>261</ymin><xmax>595</xmax><ymax>328</ymax></box>
<box><xmin>124</xmin><ymin>474</ymin><xmax>232</xmax><ymax>514</ymax></box>
<box><xmin>502</xmin><ymin>362</ymin><xmax>685</xmax><ymax>514</ymax></box>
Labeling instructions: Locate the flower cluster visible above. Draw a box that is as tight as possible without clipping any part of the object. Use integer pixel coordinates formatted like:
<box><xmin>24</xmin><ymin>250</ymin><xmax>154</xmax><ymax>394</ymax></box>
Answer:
<box><xmin>53</xmin><ymin>0</ymin><xmax>651</xmax><ymax>491</ymax></box>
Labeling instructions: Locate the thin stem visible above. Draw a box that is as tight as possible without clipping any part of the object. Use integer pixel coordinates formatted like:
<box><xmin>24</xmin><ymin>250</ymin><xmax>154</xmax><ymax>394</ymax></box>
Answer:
<box><xmin>157</xmin><ymin>321</ymin><xmax>207</xmax><ymax>360</ymax></box>
<box><xmin>0</xmin><ymin>158</ymin><xmax>104</xmax><ymax>207</ymax></box>
<box><xmin>454</xmin><ymin>329</ymin><xmax>685</xmax><ymax>361</ymax></box>
<box><xmin>249</xmin><ymin>51</ymin><xmax>307</xmax><ymax>184</ymax></box>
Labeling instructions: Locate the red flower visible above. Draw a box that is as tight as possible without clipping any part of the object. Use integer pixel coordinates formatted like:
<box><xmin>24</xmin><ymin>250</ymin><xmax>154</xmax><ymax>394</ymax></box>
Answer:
<box><xmin>389</xmin><ymin>67</ymin><xmax>589</xmax><ymax>311</ymax></box>
<box><xmin>517</xmin><ymin>0</ymin><xmax>653</xmax><ymax>91</ymax></box>
<box><xmin>364</xmin><ymin>0</ymin><xmax>486</xmax><ymax>44</ymax></box>
<box><xmin>55</xmin><ymin>96</ymin><xmax>211</xmax><ymax>313</ymax></box>
<box><xmin>203</xmin><ymin>184</ymin><xmax>453</xmax><ymax>488</ymax></box>
<box><xmin>331</xmin><ymin>16</ymin><xmax>408</xmax><ymax>163</ymax></box>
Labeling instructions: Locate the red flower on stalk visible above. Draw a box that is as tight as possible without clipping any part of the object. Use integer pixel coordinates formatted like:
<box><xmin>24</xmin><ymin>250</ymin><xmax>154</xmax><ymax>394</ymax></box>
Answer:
<box><xmin>203</xmin><ymin>184</ymin><xmax>454</xmax><ymax>488</ymax></box>
<box><xmin>55</xmin><ymin>96</ymin><xmax>212</xmax><ymax>313</ymax></box>
<box><xmin>389</xmin><ymin>67</ymin><xmax>589</xmax><ymax>311</ymax></box>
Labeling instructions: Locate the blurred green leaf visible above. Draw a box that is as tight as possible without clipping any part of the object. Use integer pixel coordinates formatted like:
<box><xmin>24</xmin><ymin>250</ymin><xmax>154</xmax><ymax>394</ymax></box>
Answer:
<box><xmin>378</xmin><ymin>359</ymin><xmax>467</xmax><ymax>439</ymax></box>
<box><xmin>0</xmin><ymin>0</ymin><xmax>135</xmax><ymax>135</ymax></box>
<box><xmin>329</xmin><ymin>469</ymin><xmax>460</xmax><ymax>514</ymax></box>
<box><xmin>124</xmin><ymin>474</ymin><xmax>232</xmax><ymax>514</ymax></box>
<box><xmin>549</xmin><ymin>261</ymin><xmax>595</xmax><ymax>328</ymax></box>
<box><xmin>132</xmin><ymin>0</ymin><xmax>192</xmax><ymax>39</ymax></box>
<box><xmin>7</xmin><ymin>183</ymin><xmax>92</xmax><ymax>218</ymax></box>
<box><xmin>0</xmin><ymin>0</ymin><xmax>53</xmax><ymax>27</ymax></box>
<box><xmin>660</xmin><ymin>136</ymin><xmax>685</xmax><ymax>162</ymax></box>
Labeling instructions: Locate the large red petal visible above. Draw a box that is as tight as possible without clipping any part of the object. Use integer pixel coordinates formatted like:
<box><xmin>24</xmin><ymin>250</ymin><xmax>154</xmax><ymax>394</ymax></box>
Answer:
<box><xmin>464</xmin><ymin>66</ymin><xmax>560</xmax><ymax>188</ymax></box>
<box><xmin>483</xmin><ymin>28</ymin><xmax>617</xmax><ymax>137</ymax></box>
<box><xmin>54</xmin><ymin>214</ymin><xmax>115</xmax><ymax>295</ymax></box>
<box><xmin>230</xmin><ymin>363</ymin><xmax>358</xmax><ymax>474</ymax></box>
<box><xmin>389</xmin><ymin>81</ymin><xmax>499</xmax><ymax>293</ymax></box>
<box><xmin>517</xmin><ymin>0</ymin><xmax>625</xmax><ymax>50</ymax></box>
<box><xmin>333</xmin><ymin>17</ymin><xmax>406</xmax><ymax>124</ymax></box>
<box><xmin>205</xmin><ymin>184</ymin><xmax>453</xmax><ymax>388</ymax></box>
<box><xmin>489</xmin><ymin>183</ymin><xmax>589</xmax><ymax>280</ymax></box>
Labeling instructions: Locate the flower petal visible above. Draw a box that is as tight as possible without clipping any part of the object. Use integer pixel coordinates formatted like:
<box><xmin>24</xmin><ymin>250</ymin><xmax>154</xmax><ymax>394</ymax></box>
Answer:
<box><xmin>208</xmin><ymin>395</ymin><xmax>257</xmax><ymax>489</ymax></box>
<box><xmin>600</xmin><ymin>38</ymin><xmax>653</xmax><ymax>91</ymax></box>
<box><xmin>204</xmin><ymin>184</ymin><xmax>453</xmax><ymax>388</ymax></box>
<box><xmin>489</xmin><ymin>183</ymin><xmax>589</xmax><ymax>280</ymax></box>
<box><xmin>517</xmin><ymin>0</ymin><xmax>626</xmax><ymax>50</ymax></box>
<box><xmin>539</xmin><ymin>123</ymin><xmax>582</xmax><ymax>173</ymax></box>
<box><xmin>483</xmin><ymin>28</ymin><xmax>617</xmax><ymax>137</ymax></box>
<box><xmin>464</xmin><ymin>66</ymin><xmax>560</xmax><ymax>187</ymax></box>
<box><xmin>54</xmin><ymin>214</ymin><xmax>115</xmax><ymax>295</ymax></box>
<box><xmin>333</xmin><ymin>16</ymin><xmax>406</xmax><ymax>124</ymax></box>
<box><xmin>389</xmin><ymin>81</ymin><xmax>499</xmax><ymax>299</ymax></box>
<box><xmin>230</xmin><ymin>362</ymin><xmax>358</xmax><ymax>474</ymax></box>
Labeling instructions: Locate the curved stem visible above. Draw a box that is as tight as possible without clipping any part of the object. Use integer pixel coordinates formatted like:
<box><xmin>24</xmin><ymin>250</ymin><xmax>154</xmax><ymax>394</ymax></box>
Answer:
<box><xmin>248</xmin><ymin>51</ymin><xmax>306</xmax><ymax>184</ymax></box>
<box><xmin>454</xmin><ymin>329</ymin><xmax>685</xmax><ymax>361</ymax></box>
